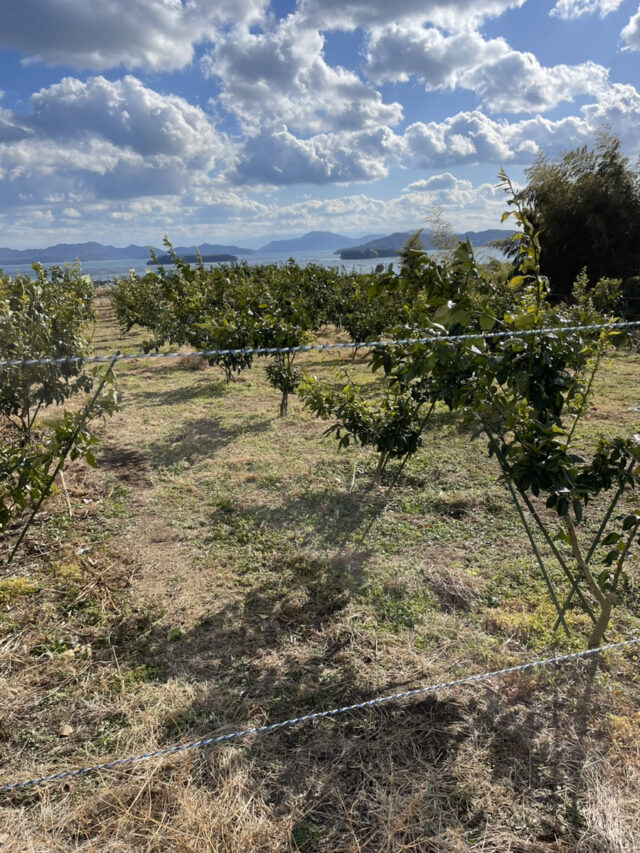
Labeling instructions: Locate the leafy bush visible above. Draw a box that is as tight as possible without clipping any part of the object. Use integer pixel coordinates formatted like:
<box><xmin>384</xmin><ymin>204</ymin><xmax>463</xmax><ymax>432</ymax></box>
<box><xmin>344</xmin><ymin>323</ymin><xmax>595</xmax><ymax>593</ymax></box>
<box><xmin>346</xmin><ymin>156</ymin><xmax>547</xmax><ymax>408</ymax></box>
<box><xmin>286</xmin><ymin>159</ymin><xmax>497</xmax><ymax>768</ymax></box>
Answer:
<box><xmin>1</xmin><ymin>264</ymin><xmax>118</xmax><ymax>558</ymax></box>
<box><xmin>0</xmin><ymin>263</ymin><xmax>94</xmax><ymax>443</ymax></box>
<box><xmin>373</xmin><ymin>170</ymin><xmax>638</xmax><ymax>646</ymax></box>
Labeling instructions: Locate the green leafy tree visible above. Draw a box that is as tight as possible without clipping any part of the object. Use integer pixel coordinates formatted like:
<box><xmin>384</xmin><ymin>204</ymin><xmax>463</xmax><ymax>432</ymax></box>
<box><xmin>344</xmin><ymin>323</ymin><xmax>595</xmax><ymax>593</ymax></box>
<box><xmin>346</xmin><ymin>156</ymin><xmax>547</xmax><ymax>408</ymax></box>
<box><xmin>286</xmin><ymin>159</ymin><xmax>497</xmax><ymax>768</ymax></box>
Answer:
<box><xmin>299</xmin><ymin>377</ymin><xmax>426</xmax><ymax>487</ymax></box>
<box><xmin>519</xmin><ymin>131</ymin><xmax>640</xmax><ymax>300</ymax></box>
<box><xmin>1</xmin><ymin>266</ymin><xmax>119</xmax><ymax>559</ymax></box>
<box><xmin>0</xmin><ymin>263</ymin><xmax>94</xmax><ymax>443</ymax></box>
<box><xmin>374</xmin><ymin>171</ymin><xmax>639</xmax><ymax>647</ymax></box>
<box><xmin>300</xmin><ymin>231</ymin><xmax>494</xmax><ymax>485</ymax></box>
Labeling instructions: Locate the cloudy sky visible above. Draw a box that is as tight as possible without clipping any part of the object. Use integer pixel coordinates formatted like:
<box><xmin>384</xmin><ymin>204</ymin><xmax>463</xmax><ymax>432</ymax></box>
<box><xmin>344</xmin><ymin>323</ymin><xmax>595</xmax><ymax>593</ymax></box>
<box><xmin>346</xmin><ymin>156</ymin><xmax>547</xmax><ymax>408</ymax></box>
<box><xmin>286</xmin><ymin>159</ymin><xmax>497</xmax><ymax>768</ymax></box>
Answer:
<box><xmin>0</xmin><ymin>0</ymin><xmax>639</xmax><ymax>249</ymax></box>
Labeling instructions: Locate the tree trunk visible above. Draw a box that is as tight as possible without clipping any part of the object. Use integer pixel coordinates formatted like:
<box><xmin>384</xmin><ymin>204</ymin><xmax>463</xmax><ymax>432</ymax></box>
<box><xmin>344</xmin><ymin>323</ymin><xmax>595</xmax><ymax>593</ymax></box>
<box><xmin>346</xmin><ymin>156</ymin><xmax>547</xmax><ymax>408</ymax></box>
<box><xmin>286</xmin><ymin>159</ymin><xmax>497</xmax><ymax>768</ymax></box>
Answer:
<box><xmin>374</xmin><ymin>451</ymin><xmax>387</xmax><ymax>488</ymax></box>
<box><xmin>564</xmin><ymin>513</ymin><xmax>613</xmax><ymax>648</ymax></box>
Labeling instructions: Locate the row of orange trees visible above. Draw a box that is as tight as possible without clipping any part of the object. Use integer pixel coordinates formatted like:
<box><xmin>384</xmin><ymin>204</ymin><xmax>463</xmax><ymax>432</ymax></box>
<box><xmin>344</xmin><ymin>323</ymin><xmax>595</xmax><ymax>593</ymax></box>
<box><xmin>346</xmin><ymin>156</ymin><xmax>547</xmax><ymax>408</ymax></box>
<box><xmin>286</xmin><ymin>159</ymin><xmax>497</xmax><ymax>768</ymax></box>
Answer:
<box><xmin>302</xmin><ymin>172</ymin><xmax>639</xmax><ymax>648</ymax></box>
<box><xmin>110</xmin><ymin>178</ymin><xmax>639</xmax><ymax>647</ymax></box>
<box><xmin>111</xmin><ymin>245</ymin><xmax>385</xmax><ymax>415</ymax></box>
<box><xmin>2</xmin><ymin>173</ymin><xmax>638</xmax><ymax>644</ymax></box>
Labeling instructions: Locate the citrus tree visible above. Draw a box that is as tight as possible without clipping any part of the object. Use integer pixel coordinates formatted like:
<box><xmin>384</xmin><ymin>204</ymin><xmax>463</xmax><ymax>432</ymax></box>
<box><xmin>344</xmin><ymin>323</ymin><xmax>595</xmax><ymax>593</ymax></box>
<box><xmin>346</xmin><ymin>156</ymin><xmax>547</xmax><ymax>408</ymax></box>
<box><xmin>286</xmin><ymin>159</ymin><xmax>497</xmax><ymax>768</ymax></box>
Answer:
<box><xmin>0</xmin><ymin>263</ymin><xmax>94</xmax><ymax>443</ymax></box>
<box><xmin>1</xmin><ymin>264</ymin><xmax>119</xmax><ymax>559</ymax></box>
<box><xmin>300</xmin><ymin>233</ymin><xmax>493</xmax><ymax>485</ymax></box>
<box><xmin>372</xmin><ymin>171</ymin><xmax>639</xmax><ymax>647</ymax></box>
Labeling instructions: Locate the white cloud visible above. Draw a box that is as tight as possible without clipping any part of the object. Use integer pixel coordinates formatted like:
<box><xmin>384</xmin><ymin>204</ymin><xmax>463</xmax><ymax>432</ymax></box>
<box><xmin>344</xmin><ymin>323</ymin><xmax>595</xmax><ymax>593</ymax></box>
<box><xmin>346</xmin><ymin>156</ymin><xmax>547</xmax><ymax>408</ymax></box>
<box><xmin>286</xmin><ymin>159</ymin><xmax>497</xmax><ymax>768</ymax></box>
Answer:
<box><xmin>550</xmin><ymin>0</ymin><xmax>623</xmax><ymax>20</ymax></box>
<box><xmin>404</xmin><ymin>112</ymin><xmax>520</xmax><ymax>168</ymax></box>
<box><xmin>298</xmin><ymin>0</ymin><xmax>526</xmax><ymax>32</ymax></box>
<box><xmin>202</xmin><ymin>17</ymin><xmax>402</xmax><ymax>134</ymax></box>
<box><xmin>0</xmin><ymin>0</ymin><xmax>266</xmax><ymax>71</ymax></box>
<box><xmin>0</xmin><ymin>175</ymin><xmax>509</xmax><ymax>250</ymax></box>
<box><xmin>0</xmin><ymin>75</ymin><xmax>230</xmax><ymax>208</ymax></box>
<box><xmin>27</xmin><ymin>76</ymin><xmax>226</xmax><ymax>167</ymax></box>
<box><xmin>580</xmin><ymin>83</ymin><xmax>640</xmax><ymax>148</ymax></box>
<box><xmin>620</xmin><ymin>5</ymin><xmax>640</xmax><ymax>50</ymax></box>
<box><xmin>365</xmin><ymin>25</ymin><xmax>608</xmax><ymax>113</ymax></box>
<box><xmin>228</xmin><ymin>125</ymin><xmax>401</xmax><ymax>186</ymax></box>
<box><xmin>403</xmin><ymin>84</ymin><xmax>640</xmax><ymax>170</ymax></box>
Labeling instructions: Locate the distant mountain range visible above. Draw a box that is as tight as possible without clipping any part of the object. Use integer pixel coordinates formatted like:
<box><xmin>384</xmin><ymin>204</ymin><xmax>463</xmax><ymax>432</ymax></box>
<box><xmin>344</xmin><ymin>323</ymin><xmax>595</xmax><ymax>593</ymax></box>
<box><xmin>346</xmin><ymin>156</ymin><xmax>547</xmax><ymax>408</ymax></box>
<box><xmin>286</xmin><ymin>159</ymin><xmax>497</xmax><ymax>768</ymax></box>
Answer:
<box><xmin>0</xmin><ymin>229</ymin><xmax>512</xmax><ymax>267</ymax></box>
<box><xmin>0</xmin><ymin>241</ymin><xmax>254</xmax><ymax>265</ymax></box>
<box><xmin>336</xmin><ymin>229</ymin><xmax>514</xmax><ymax>259</ymax></box>
<box><xmin>256</xmin><ymin>231</ymin><xmax>384</xmax><ymax>254</ymax></box>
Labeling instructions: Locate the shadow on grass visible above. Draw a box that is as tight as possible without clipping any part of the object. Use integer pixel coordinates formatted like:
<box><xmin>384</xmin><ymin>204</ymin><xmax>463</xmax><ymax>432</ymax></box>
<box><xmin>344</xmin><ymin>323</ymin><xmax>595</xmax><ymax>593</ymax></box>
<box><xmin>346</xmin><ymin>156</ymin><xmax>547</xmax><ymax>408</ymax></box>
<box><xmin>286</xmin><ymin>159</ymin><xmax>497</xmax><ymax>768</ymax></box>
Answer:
<box><xmin>145</xmin><ymin>415</ymin><xmax>271</xmax><ymax>468</ymax></box>
<box><xmin>205</xmin><ymin>484</ymin><xmax>390</xmax><ymax>550</ymax></box>
<box><xmin>131</xmin><ymin>376</ymin><xmax>232</xmax><ymax>408</ymax></box>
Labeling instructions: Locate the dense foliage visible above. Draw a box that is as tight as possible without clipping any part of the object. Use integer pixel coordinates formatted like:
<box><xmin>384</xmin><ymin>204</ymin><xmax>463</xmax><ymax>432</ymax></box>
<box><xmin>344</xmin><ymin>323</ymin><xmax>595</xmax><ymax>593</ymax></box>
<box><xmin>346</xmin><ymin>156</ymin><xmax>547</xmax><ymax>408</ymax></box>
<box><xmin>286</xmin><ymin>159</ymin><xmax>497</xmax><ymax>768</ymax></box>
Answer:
<box><xmin>358</xmin><ymin>171</ymin><xmax>639</xmax><ymax>646</ymax></box>
<box><xmin>518</xmin><ymin>132</ymin><xmax>640</xmax><ymax>302</ymax></box>
<box><xmin>111</xmin><ymin>243</ymin><xmax>375</xmax><ymax>413</ymax></box>
<box><xmin>0</xmin><ymin>263</ymin><xmax>94</xmax><ymax>443</ymax></box>
<box><xmin>0</xmin><ymin>264</ymin><xmax>118</xmax><ymax>555</ymax></box>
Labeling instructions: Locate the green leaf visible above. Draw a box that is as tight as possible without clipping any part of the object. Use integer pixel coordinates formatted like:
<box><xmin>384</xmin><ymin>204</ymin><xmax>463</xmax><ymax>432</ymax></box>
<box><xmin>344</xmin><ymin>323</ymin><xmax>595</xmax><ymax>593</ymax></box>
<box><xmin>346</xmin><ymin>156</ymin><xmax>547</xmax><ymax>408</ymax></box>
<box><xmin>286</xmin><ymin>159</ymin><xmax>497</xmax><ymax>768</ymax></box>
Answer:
<box><xmin>479</xmin><ymin>313</ymin><xmax>495</xmax><ymax>332</ymax></box>
<box><xmin>602</xmin><ymin>532</ymin><xmax>621</xmax><ymax>546</ymax></box>
<box><xmin>622</xmin><ymin>514</ymin><xmax>640</xmax><ymax>531</ymax></box>
<box><xmin>572</xmin><ymin>499</ymin><xmax>582</xmax><ymax>524</ymax></box>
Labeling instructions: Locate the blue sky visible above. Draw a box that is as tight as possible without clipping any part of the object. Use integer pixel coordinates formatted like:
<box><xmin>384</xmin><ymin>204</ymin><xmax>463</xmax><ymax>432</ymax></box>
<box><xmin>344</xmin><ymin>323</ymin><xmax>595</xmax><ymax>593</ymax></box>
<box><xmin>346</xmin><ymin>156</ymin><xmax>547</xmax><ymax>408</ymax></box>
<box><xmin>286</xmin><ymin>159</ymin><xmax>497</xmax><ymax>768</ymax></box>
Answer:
<box><xmin>0</xmin><ymin>0</ymin><xmax>639</xmax><ymax>249</ymax></box>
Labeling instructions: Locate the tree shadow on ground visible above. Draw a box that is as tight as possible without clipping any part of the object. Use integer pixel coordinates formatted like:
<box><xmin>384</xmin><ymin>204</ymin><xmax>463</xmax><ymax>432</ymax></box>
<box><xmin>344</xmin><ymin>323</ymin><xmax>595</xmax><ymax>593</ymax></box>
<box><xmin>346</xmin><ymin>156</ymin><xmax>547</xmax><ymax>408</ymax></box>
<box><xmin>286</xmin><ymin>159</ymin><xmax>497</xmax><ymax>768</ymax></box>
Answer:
<box><xmin>144</xmin><ymin>415</ymin><xmax>271</xmax><ymax>468</ymax></box>
<box><xmin>204</xmin><ymin>485</ymin><xmax>390</xmax><ymax>551</ymax></box>
<box><xmin>130</xmin><ymin>377</ymin><xmax>232</xmax><ymax>409</ymax></box>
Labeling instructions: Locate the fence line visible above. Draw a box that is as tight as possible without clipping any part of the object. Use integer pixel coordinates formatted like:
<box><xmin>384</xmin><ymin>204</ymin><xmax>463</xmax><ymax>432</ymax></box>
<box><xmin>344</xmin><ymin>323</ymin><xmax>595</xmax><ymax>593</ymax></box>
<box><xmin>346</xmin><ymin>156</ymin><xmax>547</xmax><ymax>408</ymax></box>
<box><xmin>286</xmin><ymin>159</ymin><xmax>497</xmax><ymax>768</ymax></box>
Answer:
<box><xmin>1</xmin><ymin>635</ymin><xmax>638</xmax><ymax>794</ymax></box>
<box><xmin>2</xmin><ymin>320</ymin><xmax>640</xmax><ymax>370</ymax></box>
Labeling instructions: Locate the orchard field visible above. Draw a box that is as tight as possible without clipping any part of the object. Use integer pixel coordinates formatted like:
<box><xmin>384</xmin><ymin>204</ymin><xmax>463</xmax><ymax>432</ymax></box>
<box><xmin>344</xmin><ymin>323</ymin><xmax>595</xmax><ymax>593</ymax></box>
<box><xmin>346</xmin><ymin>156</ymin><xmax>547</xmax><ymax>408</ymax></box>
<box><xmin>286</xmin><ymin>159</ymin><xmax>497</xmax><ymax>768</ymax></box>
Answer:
<box><xmin>1</xmin><ymin>282</ymin><xmax>640</xmax><ymax>851</ymax></box>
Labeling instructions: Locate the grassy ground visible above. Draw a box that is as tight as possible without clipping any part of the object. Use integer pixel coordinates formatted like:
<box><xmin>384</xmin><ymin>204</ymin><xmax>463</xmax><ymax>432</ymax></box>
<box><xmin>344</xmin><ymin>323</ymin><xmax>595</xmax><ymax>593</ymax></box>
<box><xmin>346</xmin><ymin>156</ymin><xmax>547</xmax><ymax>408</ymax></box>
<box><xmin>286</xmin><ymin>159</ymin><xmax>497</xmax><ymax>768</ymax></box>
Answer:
<box><xmin>1</xmin><ymin>293</ymin><xmax>640</xmax><ymax>851</ymax></box>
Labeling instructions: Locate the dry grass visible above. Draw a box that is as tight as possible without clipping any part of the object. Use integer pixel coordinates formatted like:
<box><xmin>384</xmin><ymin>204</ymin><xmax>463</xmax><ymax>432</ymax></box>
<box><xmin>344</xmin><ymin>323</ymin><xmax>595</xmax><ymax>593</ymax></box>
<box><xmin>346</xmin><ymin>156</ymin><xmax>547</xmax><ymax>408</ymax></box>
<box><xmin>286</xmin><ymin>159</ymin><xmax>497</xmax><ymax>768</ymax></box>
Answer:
<box><xmin>1</xmin><ymin>298</ymin><xmax>640</xmax><ymax>850</ymax></box>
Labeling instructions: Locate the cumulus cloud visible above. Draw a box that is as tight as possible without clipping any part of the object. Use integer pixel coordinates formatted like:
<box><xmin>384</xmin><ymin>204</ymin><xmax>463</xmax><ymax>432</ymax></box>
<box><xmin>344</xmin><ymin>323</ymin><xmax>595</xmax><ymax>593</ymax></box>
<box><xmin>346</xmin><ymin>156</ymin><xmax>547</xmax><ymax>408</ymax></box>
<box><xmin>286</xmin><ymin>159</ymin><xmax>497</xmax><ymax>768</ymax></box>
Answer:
<box><xmin>0</xmin><ymin>75</ymin><xmax>229</xmax><ymax>209</ymax></box>
<box><xmin>402</xmin><ymin>84</ymin><xmax>640</xmax><ymax>170</ymax></box>
<box><xmin>298</xmin><ymin>0</ymin><xmax>525</xmax><ymax>31</ymax></box>
<box><xmin>550</xmin><ymin>0</ymin><xmax>623</xmax><ymax>20</ymax></box>
<box><xmin>0</xmin><ymin>175</ymin><xmax>510</xmax><ymax>250</ymax></box>
<box><xmin>365</xmin><ymin>25</ymin><xmax>608</xmax><ymax>113</ymax></box>
<box><xmin>202</xmin><ymin>17</ymin><xmax>402</xmax><ymax>134</ymax></box>
<box><xmin>0</xmin><ymin>0</ymin><xmax>266</xmax><ymax>71</ymax></box>
<box><xmin>228</xmin><ymin>125</ymin><xmax>401</xmax><ymax>186</ymax></box>
<box><xmin>580</xmin><ymin>83</ymin><xmax>640</xmax><ymax>148</ymax></box>
<box><xmin>27</xmin><ymin>75</ymin><xmax>226</xmax><ymax>167</ymax></box>
<box><xmin>620</xmin><ymin>5</ymin><xmax>640</xmax><ymax>50</ymax></box>
<box><xmin>404</xmin><ymin>112</ymin><xmax>521</xmax><ymax>168</ymax></box>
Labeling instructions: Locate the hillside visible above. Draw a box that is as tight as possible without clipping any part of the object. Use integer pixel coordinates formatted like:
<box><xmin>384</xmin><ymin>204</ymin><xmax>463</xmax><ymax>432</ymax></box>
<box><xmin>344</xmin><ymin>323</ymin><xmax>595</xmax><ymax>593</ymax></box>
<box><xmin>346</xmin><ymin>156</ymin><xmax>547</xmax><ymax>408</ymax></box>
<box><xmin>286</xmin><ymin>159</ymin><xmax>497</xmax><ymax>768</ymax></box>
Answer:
<box><xmin>0</xmin><ymin>241</ymin><xmax>254</xmax><ymax>265</ymax></box>
<box><xmin>257</xmin><ymin>231</ymin><xmax>384</xmax><ymax>253</ymax></box>
<box><xmin>336</xmin><ymin>229</ymin><xmax>515</xmax><ymax>259</ymax></box>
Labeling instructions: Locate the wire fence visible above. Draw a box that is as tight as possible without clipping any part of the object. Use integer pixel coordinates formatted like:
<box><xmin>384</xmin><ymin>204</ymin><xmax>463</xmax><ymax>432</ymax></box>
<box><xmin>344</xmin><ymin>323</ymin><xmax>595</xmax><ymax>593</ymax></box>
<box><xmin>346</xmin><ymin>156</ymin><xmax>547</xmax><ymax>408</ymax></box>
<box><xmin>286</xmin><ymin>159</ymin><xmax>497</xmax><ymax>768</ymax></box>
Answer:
<box><xmin>0</xmin><ymin>635</ymin><xmax>637</xmax><ymax>794</ymax></box>
<box><xmin>1</xmin><ymin>319</ymin><xmax>640</xmax><ymax>369</ymax></box>
<box><xmin>2</xmin><ymin>318</ymin><xmax>640</xmax><ymax>798</ymax></box>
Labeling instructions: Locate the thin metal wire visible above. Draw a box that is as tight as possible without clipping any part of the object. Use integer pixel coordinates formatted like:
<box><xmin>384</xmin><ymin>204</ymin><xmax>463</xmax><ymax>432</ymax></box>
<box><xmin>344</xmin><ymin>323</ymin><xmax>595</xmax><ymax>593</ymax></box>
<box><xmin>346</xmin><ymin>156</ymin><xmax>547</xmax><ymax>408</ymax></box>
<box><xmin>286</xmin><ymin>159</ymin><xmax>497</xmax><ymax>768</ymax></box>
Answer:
<box><xmin>1</xmin><ymin>635</ymin><xmax>637</xmax><ymax>794</ymax></box>
<box><xmin>1</xmin><ymin>320</ymin><xmax>639</xmax><ymax>369</ymax></box>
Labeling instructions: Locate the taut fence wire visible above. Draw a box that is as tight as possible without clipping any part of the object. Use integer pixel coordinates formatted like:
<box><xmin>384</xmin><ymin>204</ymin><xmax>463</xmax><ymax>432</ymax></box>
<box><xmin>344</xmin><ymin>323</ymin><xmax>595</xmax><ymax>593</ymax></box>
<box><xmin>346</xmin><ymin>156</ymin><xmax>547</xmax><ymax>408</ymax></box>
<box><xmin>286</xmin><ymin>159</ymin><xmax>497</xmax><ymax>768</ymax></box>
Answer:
<box><xmin>1</xmin><ymin>635</ymin><xmax>638</xmax><ymax>793</ymax></box>
<box><xmin>2</xmin><ymin>320</ymin><xmax>640</xmax><ymax>370</ymax></box>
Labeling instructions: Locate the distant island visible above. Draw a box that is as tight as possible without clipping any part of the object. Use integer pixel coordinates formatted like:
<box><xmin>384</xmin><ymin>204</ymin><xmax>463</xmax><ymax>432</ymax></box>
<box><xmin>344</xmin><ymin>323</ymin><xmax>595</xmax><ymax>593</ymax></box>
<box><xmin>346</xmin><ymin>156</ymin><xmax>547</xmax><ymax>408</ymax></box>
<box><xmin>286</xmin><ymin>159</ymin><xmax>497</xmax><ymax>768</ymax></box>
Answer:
<box><xmin>339</xmin><ymin>247</ymin><xmax>399</xmax><ymax>260</ymax></box>
<box><xmin>148</xmin><ymin>253</ymin><xmax>237</xmax><ymax>265</ymax></box>
<box><xmin>335</xmin><ymin>229</ymin><xmax>514</xmax><ymax>259</ymax></box>
<box><xmin>0</xmin><ymin>241</ymin><xmax>253</xmax><ymax>266</ymax></box>
<box><xmin>0</xmin><ymin>229</ymin><xmax>514</xmax><ymax>268</ymax></box>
